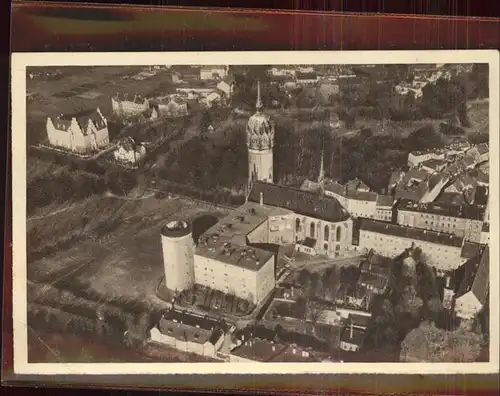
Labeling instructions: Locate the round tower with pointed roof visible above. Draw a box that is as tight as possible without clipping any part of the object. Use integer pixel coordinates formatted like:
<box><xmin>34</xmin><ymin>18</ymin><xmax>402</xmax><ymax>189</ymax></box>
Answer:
<box><xmin>247</xmin><ymin>80</ymin><xmax>275</xmax><ymax>186</ymax></box>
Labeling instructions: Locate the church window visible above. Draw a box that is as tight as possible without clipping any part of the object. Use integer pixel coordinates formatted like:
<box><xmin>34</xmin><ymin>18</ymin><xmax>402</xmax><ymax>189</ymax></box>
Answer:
<box><xmin>324</xmin><ymin>225</ymin><xmax>330</xmax><ymax>240</ymax></box>
<box><xmin>310</xmin><ymin>223</ymin><xmax>315</xmax><ymax>238</ymax></box>
<box><xmin>296</xmin><ymin>218</ymin><xmax>300</xmax><ymax>232</ymax></box>
<box><xmin>336</xmin><ymin>227</ymin><xmax>342</xmax><ymax>241</ymax></box>
<box><xmin>324</xmin><ymin>243</ymin><xmax>328</xmax><ymax>251</ymax></box>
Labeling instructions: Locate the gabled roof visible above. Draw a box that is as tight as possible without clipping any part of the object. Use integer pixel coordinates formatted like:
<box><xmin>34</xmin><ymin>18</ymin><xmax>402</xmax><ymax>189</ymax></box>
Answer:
<box><xmin>248</xmin><ymin>181</ymin><xmax>350</xmax><ymax>223</ymax></box>
<box><xmin>461</xmin><ymin>241</ymin><xmax>482</xmax><ymax>260</ymax></box>
<box><xmin>52</xmin><ymin>108</ymin><xmax>106</xmax><ymax>134</ymax></box>
<box><xmin>376</xmin><ymin>194</ymin><xmax>394</xmax><ymax>207</ymax></box>
<box><xmin>454</xmin><ymin>247</ymin><xmax>489</xmax><ymax>304</ymax></box>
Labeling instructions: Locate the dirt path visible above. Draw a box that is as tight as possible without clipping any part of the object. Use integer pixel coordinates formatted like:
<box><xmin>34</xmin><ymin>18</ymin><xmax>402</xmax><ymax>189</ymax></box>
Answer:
<box><xmin>27</xmin><ymin>205</ymin><xmax>73</xmax><ymax>223</ymax></box>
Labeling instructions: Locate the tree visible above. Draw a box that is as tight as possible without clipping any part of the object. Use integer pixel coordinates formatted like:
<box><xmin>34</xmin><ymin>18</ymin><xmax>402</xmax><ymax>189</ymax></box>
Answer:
<box><xmin>400</xmin><ymin>321</ymin><xmax>483</xmax><ymax>362</ymax></box>
<box><xmin>394</xmin><ymin>284</ymin><xmax>423</xmax><ymax>318</ymax></box>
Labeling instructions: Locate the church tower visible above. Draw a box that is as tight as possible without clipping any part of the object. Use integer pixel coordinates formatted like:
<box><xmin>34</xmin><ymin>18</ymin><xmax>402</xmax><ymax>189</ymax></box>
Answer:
<box><xmin>246</xmin><ymin>80</ymin><xmax>275</xmax><ymax>187</ymax></box>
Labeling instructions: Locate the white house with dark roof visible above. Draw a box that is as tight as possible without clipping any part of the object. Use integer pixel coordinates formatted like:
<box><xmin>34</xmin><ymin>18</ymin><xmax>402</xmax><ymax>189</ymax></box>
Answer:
<box><xmin>111</xmin><ymin>93</ymin><xmax>150</xmax><ymax>117</ymax></box>
<box><xmin>323</xmin><ymin>179</ymin><xmax>378</xmax><ymax>219</ymax></box>
<box><xmin>113</xmin><ymin>137</ymin><xmax>147</xmax><ymax>165</ymax></box>
<box><xmin>149</xmin><ymin>308</ymin><xmax>228</xmax><ymax>358</ymax></box>
<box><xmin>46</xmin><ymin>107</ymin><xmax>109</xmax><ymax>153</ymax></box>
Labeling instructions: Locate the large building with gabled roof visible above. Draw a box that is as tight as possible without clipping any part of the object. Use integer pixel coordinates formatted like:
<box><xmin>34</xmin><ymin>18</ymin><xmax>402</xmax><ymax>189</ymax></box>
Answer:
<box><xmin>46</xmin><ymin>107</ymin><xmax>109</xmax><ymax>153</ymax></box>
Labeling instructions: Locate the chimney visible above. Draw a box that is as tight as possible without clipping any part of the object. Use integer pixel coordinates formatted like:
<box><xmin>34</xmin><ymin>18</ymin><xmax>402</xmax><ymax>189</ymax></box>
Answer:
<box><xmin>260</xmin><ymin>192</ymin><xmax>264</xmax><ymax>206</ymax></box>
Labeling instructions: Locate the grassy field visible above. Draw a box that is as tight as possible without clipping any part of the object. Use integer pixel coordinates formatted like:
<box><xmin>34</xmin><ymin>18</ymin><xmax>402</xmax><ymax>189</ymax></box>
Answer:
<box><xmin>26</xmin><ymin>66</ymin><xmax>176</xmax><ymax>125</ymax></box>
<box><xmin>27</xmin><ymin>193</ymin><xmax>229</xmax><ymax>309</ymax></box>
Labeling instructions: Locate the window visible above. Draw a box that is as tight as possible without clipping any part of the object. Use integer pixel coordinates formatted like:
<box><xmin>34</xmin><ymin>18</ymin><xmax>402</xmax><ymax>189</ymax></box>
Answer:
<box><xmin>310</xmin><ymin>222</ymin><xmax>315</xmax><ymax>238</ymax></box>
<box><xmin>324</xmin><ymin>225</ymin><xmax>330</xmax><ymax>240</ymax></box>
<box><xmin>324</xmin><ymin>243</ymin><xmax>328</xmax><ymax>251</ymax></box>
<box><xmin>336</xmin><ymin>227</ymin><xmax>342</xmax><ymax>241</ymax></box>
<box><xmin>296</xmin><ymin>218</ymin><xmax>300</xmax><ymax>232</ymax></box>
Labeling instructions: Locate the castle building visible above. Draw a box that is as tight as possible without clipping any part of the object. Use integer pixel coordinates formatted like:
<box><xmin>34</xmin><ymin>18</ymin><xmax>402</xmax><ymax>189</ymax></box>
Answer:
<box><xmin>160</xmin><ymin>221</ymin><xmax>196</xmax><ymax>294</ymax></box>
<box><xmin>247</xmin><ymin>81</ymin><xmax>275</xmax><ymax>186</ymax></box>
<box><xmin>46</xmin><ymin>107</ymin><xmax>109</xmax><ymax>153</ymax></box>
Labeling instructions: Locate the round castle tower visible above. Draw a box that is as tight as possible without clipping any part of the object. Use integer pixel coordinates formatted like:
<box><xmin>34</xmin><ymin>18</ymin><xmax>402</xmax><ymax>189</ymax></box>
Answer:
<box><xmin>160</xmin><ymin>220</ymin><xmax>195</xmax><ymax>293</ymax></box>
<box><xmin>247</xmin><ymin>80</ymin><xmax>275</xmax><ymax>186</ymax></box>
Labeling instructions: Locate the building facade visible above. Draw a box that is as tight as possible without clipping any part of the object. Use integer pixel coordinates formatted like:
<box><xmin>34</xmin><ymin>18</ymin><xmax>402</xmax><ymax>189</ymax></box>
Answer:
<box><xmin>112</xmin><ymin>93</ymin><xmax>150</xmax><ymax>117</ymax></box>
<box><xmin>200</xmin><ymin>65</ymin><xmax>228</xmax><ymax>80</ymax></box>
<box><xmin>396</xmin><ymin>200</ymin><xmax>485</xmax><ymax>243</ymax></box>
<box><xmin>113</xmin><ymin>137</ymin><xmax>147</xmax><ymax>165</ymax></box>
<box><xmin>358</xmin><ymin>219</ymin><xmax>467</xmax><ymax>272</ymax></box>
<box><xmin>46</xmin><ymin>107</ymin><xmax>109</xmax><ymax>153</ymax></box>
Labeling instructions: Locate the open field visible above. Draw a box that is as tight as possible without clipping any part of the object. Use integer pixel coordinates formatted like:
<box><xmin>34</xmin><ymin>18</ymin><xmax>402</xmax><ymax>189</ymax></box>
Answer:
<box><xmin>26</xmin><ymin>66</ymin><xmax>176</xmax><ymax>125</ymax></box>
<box><xmin>27</xmin><ymin>193</ymin><xmax>229</xmax><ymax>309</ymax></box>
<box><xmin>28</xmin><ymin>329</ymin><xmax>217</xmax><ymax>363</ymax></box>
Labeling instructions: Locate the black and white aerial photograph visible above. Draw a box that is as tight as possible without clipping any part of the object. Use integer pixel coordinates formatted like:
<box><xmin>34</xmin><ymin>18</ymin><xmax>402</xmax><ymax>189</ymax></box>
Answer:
<box><xmin>12</xmin><ymin>52</ymin><xmax>498</xmax><ymax>373</ymax></box>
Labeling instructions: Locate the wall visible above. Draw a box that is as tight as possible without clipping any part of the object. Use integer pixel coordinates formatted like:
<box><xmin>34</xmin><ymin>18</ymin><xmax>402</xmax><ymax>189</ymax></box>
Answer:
<box><xmin>255</xmin><ymin>257</ymin><xmax>276</xmax><ymax>304</ymax></box>
<box><xmin>294</xmin><ymin>215</ymin><xmax>352</xmax><ymax>258</ymax></box>
<box><xmin>194</xmin><ymin>254</ymin><xmax>274</xmax><ymax>305</ymax></box>
<box><xmin>161</xmin><ymin>233</ymin><xmax>196</xmax><ymax>293</ymax></box>
<box><xmin>375</xmin><ymin>207</ymin><xmax>392</xmax><ymax>222</ymax></box>
<box><xmin>246</xmin><ymin>219</ymin><xmax>269</xmax><ymax>245</ymax></box>
<box><xmin>397</xmin><ymin>210</ymin><xmax>482</xmax><ymax>243</ymax></box>
<box><xmin>46</xmin><ymin>118</ymin><xmax>72</xmax><ymax>150</ymax></box>
<box><xmin>358</xmin><ymin>229</ymin><xmax>464</xmax><ymax>271</ymax></box>
<box><xmin>112</xmin><ymin>98</ymin><xmax>149</xmax><ymax>117</ymax></box>
<box><xmin>248</xmin><ymin>148</ymin><xmax>273</xmax><ymax>184</ymax></box>
<box><xmin>324</xmin><ymin>190</ymin><xmax>376</xmax><ymax>219</ymax></box>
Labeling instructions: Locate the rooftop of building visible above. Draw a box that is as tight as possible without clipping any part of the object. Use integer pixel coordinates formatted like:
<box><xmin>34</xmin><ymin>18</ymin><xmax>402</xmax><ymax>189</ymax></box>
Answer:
<box><xmin>157</xmin><ymin>309</ymin><xmax>228</xmax><ymax>345</ymax></box>
<box><xmin>113</xmin><ymin>93</ymin><xmax>148</xmax><ymax>104</ymax></box>
<box><xmin>348</xmin><ymin>313</ymin><xmax>372</xmax><ymax>329</ymax></box>
<box><xmin>397</xmin><ymin>199</ymin><xmax>485</xmax><ymax>221</ymax></box>
<box><xmin>453</xmin><ymin>247</ymin><xmax>489</xmax><ymax>304</ymax></box>
<box><xmin>300</xmin><ymin>237</ymin><xmax>317</xmax><ymax>248</ymax></box>
<box><xmin>340</xmin><ymin>326</ymin><xmax>366</xmax><ymax>346</ymax></box>
<box><xmin>360</xmin><ymin>219</ymin><xmax>464</xmax><ymax>248</ymax></box>
<box><xmin>161</xmin><ymin>220</ymin><xmax>192</xmax><ymax>238</ymax></box>
<box><xmin>421</xmin><ymin>158</ymin><xmax>448</xmax><ymax>169</ymax></box>
<box><xmin>195</xmin><ymin>202</ymin><xmax>280</xmax><ymax>271</ymax></box>
<box><xmin>323</xmin><ymin>180</ymin><xmax>378</xmax><ymax>202</ymax></box>
<box><xmin>248</xmin><ymin>181</ymin><xmax>350</xmax><ymax>224</ymax></box>
<box><xmin>230</xmin><ymin>338</ymin><xmax>287</xmax><ymax>362</ymax></box>
<box><xmin>51</xmin><ymin>108</ymin><xmax>106</xmax><ymax>133</ymax></box>
<box><xmin>461</xmin><ymin>241</ymin><xmax>483</xmax><ymax>260</ymax></box>
<box><xmin>376</xmin><ymin>194</ymin><xmax>395</xmax><ymax>207</ymax></box>
<box><xmin>269</xmin><ymin>344</ymin><xmax>320</xmax><ymax>362</ymax></box>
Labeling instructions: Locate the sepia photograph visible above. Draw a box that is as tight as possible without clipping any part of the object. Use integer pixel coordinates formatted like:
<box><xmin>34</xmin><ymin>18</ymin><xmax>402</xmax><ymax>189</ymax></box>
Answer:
<box><xmin>10</xmin><ymin>50</ymin><xmax>499</xmax><ymax>375</ymax></box>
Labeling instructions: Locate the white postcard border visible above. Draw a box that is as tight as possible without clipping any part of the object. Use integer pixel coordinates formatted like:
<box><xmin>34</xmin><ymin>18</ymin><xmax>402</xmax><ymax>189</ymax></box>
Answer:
<box><xmin>11</xmin><ymin>50</ymin><xmax>500</xmax><ymax>375</ymax></box>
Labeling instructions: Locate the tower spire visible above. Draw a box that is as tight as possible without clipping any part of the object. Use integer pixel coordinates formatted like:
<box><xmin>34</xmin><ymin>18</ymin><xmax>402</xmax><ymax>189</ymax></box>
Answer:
<box><xmin>256</xmin><ymin>80</ymin><xmax>263</xmax><ymax>111</ymax></box>
<box><xmin>318</xmin><ymin>148</ymin><xmax>325</xmax><ymax>184</ymax></box>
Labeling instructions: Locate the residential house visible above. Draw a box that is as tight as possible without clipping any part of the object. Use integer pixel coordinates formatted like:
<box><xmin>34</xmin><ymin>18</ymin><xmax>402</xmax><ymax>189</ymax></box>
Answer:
<box><xmin>200</xmin><ymin>65</ymin><xmax>228</xmax><ymax>80</ymax></box>
<box><xmin>296</xmin><ymin>71</ymin><xmax>319</xmax><ymax>85</ymax></box>
<box><xmin>149</xmin><ymin>309</ymin><xmax>228</xmax><ymax>358</ymax></box>
<box><xmin>153</xmin><ymin>96</ymin><xmax>189</xmax><ymax>117</ymax></box>
<box><xmin>112</xmin><ymin>93</ymin><xmax>150</xmax><ymax>117</ymax></box>
<box><xmin>407</xmin><ymin>150</ymin><xmax>445</xmax><ymax>168</ymax></box>
<box><xmin>339</xmin><ymin>323</ymin><xmax>366</xmax><ymax>352</ymax></box>
<box><xmin>46</xmin><ymin>107</ymin><xmax>109</xmax><ymax>153</ymax></box>
<box><xmin>113</xmin><ymin>137</ymin><xmax>147</xmax><ymax>165</ymax></box>
<box><xmin>357</xmin><ymin>255</ymin><xmax>392</xmax><ymax>295</ymax></box>
<box><xmin>217</xmin><ymin>78</ymin><xmax>235</xmax><ymax>98</ymax></box>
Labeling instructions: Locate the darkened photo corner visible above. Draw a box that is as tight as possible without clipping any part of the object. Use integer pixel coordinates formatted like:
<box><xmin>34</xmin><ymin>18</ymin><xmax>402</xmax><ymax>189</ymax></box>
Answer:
<box><xmin>24</xmin><ymin>62</ymin><xmax>490</xmax><ymax>364</ymax></box>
